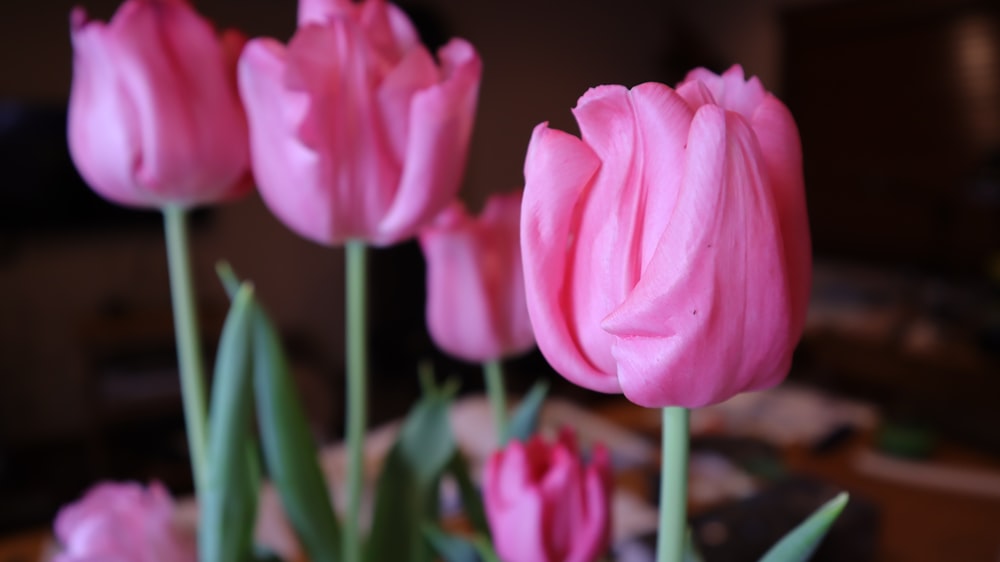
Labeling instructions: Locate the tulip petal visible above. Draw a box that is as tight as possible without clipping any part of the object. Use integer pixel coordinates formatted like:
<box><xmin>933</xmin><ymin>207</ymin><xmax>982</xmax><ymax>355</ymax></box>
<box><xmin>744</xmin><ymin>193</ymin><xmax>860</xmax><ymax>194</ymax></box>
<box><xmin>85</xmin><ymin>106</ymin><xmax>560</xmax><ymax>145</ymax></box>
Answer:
<box><xmin>110</xmin><ymin>0</ymin><xmax>246</xmax><ymax>203</ymax></box>
<box><xmin>605</xmin><ymin>105</ymin><xmax>793</xmax><ymax>407</ymax></box>
<box><xmin>68</xmin><ymin>10</ymin><xmax>145</xmax><ymax>207</ymax></box>
<box><xmin>377</xmin><ymin>39</ymin><xmax>481</xmax><ymax>244</ymax></box>
<box><xmin>570</xmin><ymin>446</ymin><xmax>613</xmax><ymax>562</ymax></box>
<box><xmin>752</xmin><ymin>96</ymin><xmax>812</xmax><ymax>338</ymax></box>
<box><xmin>420</xmin><ymin>203</ymin><xmax>503</xmax><ymax>362</ymax></box>
<box><xmin>239</xmin><ymin>38</ymin><xmax>335</xmax><ymax>244</ymax></box>
<box><xmin>522</xmin><ymin>123</ymin><xmax>619</xmax><ymax>393</ymax></box>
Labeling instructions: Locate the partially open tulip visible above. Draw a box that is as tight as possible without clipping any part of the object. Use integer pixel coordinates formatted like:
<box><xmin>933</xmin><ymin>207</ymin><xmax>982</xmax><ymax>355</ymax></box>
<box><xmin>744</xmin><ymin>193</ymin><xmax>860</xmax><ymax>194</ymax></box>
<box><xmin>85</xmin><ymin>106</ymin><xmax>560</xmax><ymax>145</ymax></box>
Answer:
<box><xmin>521</xmin><ymin>65</ymin><xmax>811</xmax><ymax>408</ymax></box>
<box><xmin>53</xmin><ymin>481</ymin><xmax>196</xmax><ymax>562</ymax></box>
<box><xmin>68</xmin><ymin>0</ymin><xmax>250</xmax><ymax>209</ymax></box>
<box><xmin>484</xmin><ymin>429</ymin><xmax>612</xmax><ymax>562</ymax></box>
<box><xmin>419</xmin><ymin>191</ymin><xmax>534</xmax><ymax>363</ymax></box>
<box><xmin>238</xmin><ymin>0</ymin><xmax>482</xmax><ymax>247</ymax></box>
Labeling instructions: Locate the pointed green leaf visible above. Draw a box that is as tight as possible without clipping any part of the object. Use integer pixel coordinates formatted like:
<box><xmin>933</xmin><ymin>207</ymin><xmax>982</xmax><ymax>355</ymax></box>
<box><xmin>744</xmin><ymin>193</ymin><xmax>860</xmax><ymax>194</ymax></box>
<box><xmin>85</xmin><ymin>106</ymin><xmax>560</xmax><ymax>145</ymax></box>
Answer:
<box><xmin>216</xmin><ymin>261</ymin><xmax>241</xmax><ymax>298</ymax></box>
<box><xmin>365</xmin><ymin>389</ymin><xmax>456</xmax><ymax>562</ymax></box>
<box><xmin>423</xmin><ymin>525</ymin><xmax>480</xmax><ymax>562</ymax></box>
<box><xmin>758</xmin><ymin>492</ymin><xmax>849</xmax><ymax>562</ymax></box>
<box><xmin>470</xmin><ymin>537</ymin><xmax>501</xmax><ymax>562</ymax></box>
<box><xmin>199</xmin><ymin>283</ymin><xmax>259</xmax><ymax>562</ymax></box>
<box><xmin>253</xmin><ymin>302</ymin><xmax>341</xmax><ymax>562</ymax></box>
<box><xmin>445</xmin><ymin>452</ymin><xmax>489</xmax><ymax>537</ymax></box>
<box><xmin>502</xmin><ymin>380</ymin><xmax>549</xmax><ymax>444</ymax></box>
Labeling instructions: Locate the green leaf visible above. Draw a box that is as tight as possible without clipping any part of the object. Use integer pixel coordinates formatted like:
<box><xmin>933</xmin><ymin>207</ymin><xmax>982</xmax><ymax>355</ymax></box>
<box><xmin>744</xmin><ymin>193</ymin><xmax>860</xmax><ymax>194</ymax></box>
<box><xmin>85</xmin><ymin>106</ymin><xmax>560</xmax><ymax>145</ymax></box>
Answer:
<box><xmin>470</xmin><ymin>537</ymin><xmax>501</xmax><ymax>562</ymax></box>
<box><xmin>199</xmin><ymin>283</ymin><xmax>259</xmax><ymax>562</ymax></box>
<box><xmin>758</xmin><ymin>492</ymin><xmax>849</xmax><ymax>562</ymax></box>
<box><xmin>216</xmin><ymin>261</ymin><xmax>241</xmax><ymax>298</ymax></box>
<box><xmin>502</xmin><ymin>380</ymin><xmax>549</xmax><ymax>444</ymax></box>
<box><xmin>253</xmin><ymin>301</ymin><xmax>341</xmax><ymax>562</ymax></box>
<box><xmin>445</xmin><ymin>452</ymin><xmax>489</xmax><ymax>537</ymax></box>
<box><xmin>422</xmin><ymin>525</ymin><xmax>479</xmax><ymax>562</ymax></box>
<box><xmin>365</xmin><ymin>388</ymin><xmax>457</xmax><ymax>562</ymax></box>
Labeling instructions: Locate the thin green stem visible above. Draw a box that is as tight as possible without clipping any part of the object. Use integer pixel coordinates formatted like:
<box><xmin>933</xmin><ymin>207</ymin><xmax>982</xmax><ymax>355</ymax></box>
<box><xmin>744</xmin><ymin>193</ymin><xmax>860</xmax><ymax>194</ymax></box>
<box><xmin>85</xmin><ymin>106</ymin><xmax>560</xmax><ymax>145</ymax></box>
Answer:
<box><xmin>482</xmin><ymin>359</ymin><xmax>507</xmax><ymax>446</ymax></box>
<box><xmin>343</xmin><ymin>240</ymin><xmax>368</xmax><ymax>562</ymax></box>
<box><xmin>163</xmin><ymin>205</ymin><xmax>208</xmax><ymax>498</ymax></box>
<box><xmin>657</xmin><ymin>406</ymin><xmax>689</xmax><ymax>562</ymax></box>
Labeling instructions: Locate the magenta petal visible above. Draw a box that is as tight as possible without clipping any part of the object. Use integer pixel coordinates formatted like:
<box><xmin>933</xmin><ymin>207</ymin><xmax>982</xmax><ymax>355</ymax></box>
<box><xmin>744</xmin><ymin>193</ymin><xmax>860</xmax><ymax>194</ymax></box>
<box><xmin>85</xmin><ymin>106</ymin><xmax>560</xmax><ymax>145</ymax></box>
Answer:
<box><xmin>522</xmin><ymin>123</ymin><xmax>621</xmax><ymax>394</ymax></box>
<box><xmin>604</xmin><ymin>106</ymin><xmax>793</xmax><ymax>407</ymax></box>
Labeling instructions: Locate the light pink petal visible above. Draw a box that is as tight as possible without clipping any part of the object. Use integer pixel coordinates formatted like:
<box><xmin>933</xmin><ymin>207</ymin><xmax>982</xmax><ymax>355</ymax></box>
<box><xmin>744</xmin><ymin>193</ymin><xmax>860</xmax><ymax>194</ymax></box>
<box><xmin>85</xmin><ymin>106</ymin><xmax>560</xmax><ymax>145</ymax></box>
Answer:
<box><xmin>358</xmin><ymin>0</ymin><xmax>419</xmax><ymax>66</ymax></box>
<box><xmin>521</xmin><ymin>123</ymin><xmax>619</xmax><ymax>393</ymax></box>
<box><xmin>604</xmin><ymin>106</ymin><xmax>793</xmax><ymax>407</ymax></box>
<box><xmin>297</xmin><ymin>0</ymin><xmax>355</xmax><ymax>26</ymax></box>
<box><xmin>376</xmin><ymin>46</ymin><xmax>439</xmax><ymax>163</ymax></box>
<box><xmin>67</xmin><ymin>9</ymin><xmax>145</xmax><ymax>207</ymax></box>
<box><xmin>239</xmin><ymin>38</ymin><xmax>337</xmax><ymax>245</ymax></box>
<box><xmin>479</xmin><ymin>190</ymin><xmax>535</xmax><ymax>358</ymax></box>
<box><xmin>420</xmin><ymin>202</ymin><xmax>504</xmax><ymax>362</ymax></box>
<box><xmin>109</xmin><ymin>0</ymin><xmax>244</xmax><ymax>204</ymax></box>
<box><xmin>284</xmin><ymin>21</ymin><xmax>400</xmax><ymax>242</ymax></box>
<box><xmin>682</xmin><ymin>65</ymin><xmax>766</xmax><ymax>122</ymax></box>
<box><xmin>675</xmin><ymin>79</ymin><xmax>716</xmax><ymax>111</ymax></box>
<box><xmin>752</xmin><ymin>95</ymin><xmax>812</xmax><ymax>339</ymax></box>
<box><xmin>376</xmin><ymin>39</ymin><xmax>481</xmax><ymax>244</ymax></box>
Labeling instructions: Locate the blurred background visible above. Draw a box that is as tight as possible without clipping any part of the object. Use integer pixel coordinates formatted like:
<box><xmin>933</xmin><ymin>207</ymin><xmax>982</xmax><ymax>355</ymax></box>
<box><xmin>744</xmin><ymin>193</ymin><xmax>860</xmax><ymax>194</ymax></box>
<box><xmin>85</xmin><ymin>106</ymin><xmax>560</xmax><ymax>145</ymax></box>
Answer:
<box><xmin>0</xmin><ymin>0</ymin><xmax>998</xmax><ymax>558</ymax></box>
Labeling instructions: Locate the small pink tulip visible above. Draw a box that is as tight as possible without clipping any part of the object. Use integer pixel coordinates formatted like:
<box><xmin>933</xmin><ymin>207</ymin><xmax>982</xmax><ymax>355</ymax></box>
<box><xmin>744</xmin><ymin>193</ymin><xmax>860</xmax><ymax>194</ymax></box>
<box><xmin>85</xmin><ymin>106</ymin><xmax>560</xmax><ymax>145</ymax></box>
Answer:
<box><xmin>68</xmin><ymin>0</ymin><xmax>251</xmax><ymax>209</ymax></box>
<box><xmin>418</xmin><ymin>191</ymin><xmax>534</xmax><ymax>363</ymax></box>
<box><xmin>53</xmin><ymin>481</ymin><xmax>196</xmax><ymax>562</ymax></box>
<box><xmin>238</xmin><ymin>0</ymin><xmax>482</xmax><ymax>247</ymax></box>
<box><xmin>484</xmin><ymin>429</ymin><xmax>612</xmax><ymax>562</ymax></box>
<box><xmin>521</xmin><ymin>65</ymin><xmax>812</xmax><ymax>408</ymax></box>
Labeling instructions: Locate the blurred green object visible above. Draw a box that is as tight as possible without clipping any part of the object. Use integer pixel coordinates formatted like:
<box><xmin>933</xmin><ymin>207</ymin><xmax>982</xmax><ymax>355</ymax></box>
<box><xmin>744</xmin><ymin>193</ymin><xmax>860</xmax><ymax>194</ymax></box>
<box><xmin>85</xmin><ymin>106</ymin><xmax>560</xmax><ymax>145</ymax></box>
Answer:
<box><xmin>876</xmin><ymin>422</ymin><xmax>936</xmax><ymax>459</ymax></box>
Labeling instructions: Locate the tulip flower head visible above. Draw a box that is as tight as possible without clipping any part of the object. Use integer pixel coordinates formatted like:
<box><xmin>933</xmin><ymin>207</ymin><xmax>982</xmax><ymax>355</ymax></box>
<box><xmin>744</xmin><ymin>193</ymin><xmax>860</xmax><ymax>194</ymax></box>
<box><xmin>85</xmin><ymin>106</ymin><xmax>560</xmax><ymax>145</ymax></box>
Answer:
<box><xmin>238</xmin><ymin>0</ymin><xmax>482</xmax><ymax>247</ymax></box>
<box><xmin>483</xmin><ymin>429</ymin><xmax>613</xmax><ymax>562</ymax></box>
<box><xmin>53</xmin><ymin>481</ymin><xmax>196</xmax><ymax>562</ymax></box>
<box><xmin>68</xmin><ymin>0</ymin><xmax>251</xmax><ymax>209</ymax></box>
<box><xmin>521</xmin><ymin>65</ymin><xmax>811</xmax><ymax>408</ymax></box>
<box><xmin>419</xmin><ymin>191</ymin><xmax>534</xmax><ymax>363</ymax></box>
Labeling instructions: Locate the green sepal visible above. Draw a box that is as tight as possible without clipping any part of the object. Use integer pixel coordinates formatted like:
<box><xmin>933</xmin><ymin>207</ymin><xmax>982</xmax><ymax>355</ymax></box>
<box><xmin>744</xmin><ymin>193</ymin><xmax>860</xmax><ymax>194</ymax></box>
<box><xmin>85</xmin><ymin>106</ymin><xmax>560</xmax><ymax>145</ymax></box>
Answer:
<box><xmin>501</xmin><ymin>380</ymin><xmax>549</xmax><ymax>444</ymax></box>
<box><xmin>251</xmin><ymin>295</ymin><xmax>341</xmax><ymax>562</ymax></box>
<box><xmin>199</xmin><ymin>282</ymin><xmax>260</xmax><ymax>562</ymax></box>
<box><xmin>758</xmin><ymin>492</ymin><xmax>849</xmax><ymax>562</ymax></box>
<box><xmin>365</xmin><ymin>384</ymin><xmax>457</xmax><ymax>562</ymax></box>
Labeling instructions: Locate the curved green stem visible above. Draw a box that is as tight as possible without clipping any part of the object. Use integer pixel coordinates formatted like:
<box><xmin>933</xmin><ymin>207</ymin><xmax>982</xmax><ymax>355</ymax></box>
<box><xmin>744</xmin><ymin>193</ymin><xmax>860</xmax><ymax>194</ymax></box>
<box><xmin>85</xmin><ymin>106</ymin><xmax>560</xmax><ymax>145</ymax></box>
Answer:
<box><xmin>343</xmin><ymin>240</ymin><xmax>368</xmax><ymax>562</ymax></box>
<box><xmin>657</xmin><ymin>406</ymin><xmax>689</xmax><ymax>562</ymax></box>
<box><xmin>163</xmin><ymin>205</ymin><xmax>208</xmax><ymax>498</ymax></box>
<box><xmin>482</xmin><ymin>359</ymin><xmax>507</xmax><ymax>446</ymax></box>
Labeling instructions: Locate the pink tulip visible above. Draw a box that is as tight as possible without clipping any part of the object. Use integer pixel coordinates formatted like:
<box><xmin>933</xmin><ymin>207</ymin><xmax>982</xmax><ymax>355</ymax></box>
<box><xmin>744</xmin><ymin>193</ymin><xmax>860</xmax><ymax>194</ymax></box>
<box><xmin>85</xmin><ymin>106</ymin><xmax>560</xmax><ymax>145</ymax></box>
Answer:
<box><xmin>484</xmin><ymin>429</ymin><xmax>612</xmax><ymax>562</ymax></box>
<box><xmin>238</xmin><ymin>0</ymin><xmax>482</xmax><ymax>247</ymax></box>
<box><xmin>68</xmin><ymin>0</ymin><xmax>251</xmax><ymax>209</ymax></box>
<box><xmin>53</xmin><ymin>481</ymin><xmax>196</xmax><ymax>562</ymax></box>
<box><xmin>418</xmin><ymin>191</ymin><xmax>534</xmax><ymax>363</ymax></box>
<box><xmin>521</xmin><ymin>65</ymin><xmax>811</xmax><ymax>408</ymax></box>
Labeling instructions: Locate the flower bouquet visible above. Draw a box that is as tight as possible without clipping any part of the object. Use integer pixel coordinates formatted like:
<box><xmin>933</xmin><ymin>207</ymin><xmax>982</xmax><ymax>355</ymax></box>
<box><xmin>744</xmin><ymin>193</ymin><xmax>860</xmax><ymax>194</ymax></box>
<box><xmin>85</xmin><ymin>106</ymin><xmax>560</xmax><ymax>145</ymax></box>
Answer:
<box><xmin>54</xmin><ymin>0</ymin><xmax>847</xmax><ymax>561</ymax></box>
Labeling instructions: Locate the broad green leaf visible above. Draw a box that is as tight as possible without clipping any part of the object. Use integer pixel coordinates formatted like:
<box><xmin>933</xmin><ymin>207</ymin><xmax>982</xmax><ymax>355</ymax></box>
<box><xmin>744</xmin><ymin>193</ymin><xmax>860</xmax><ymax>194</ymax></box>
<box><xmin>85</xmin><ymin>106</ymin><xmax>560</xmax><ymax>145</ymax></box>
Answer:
<box><xmin>758</xmin><ymin>492</ymin><xmax>849</xmax><ymax>562</ymax></box>
<box><xmin>422</xmin><ymin>525</ymin><xmax>479</xmax><ymax>562</ymax></box>
<box><xmin>445</xmin><ymin>452</ymin><xmax>489</xmax><ymax>537</ymax></box>
<box><xmin>502</xmin><ymin>380</ymin><xmax>549</xmax><ymax>444</ymax></box>
<box><xmin>199</xmin><ymin>283</ymin><xmax>259</xmax><ymax>562</ymax></box>
<box><xmin>365</xmin><ymin>388</ymin><xmax>456</xmax><ymax>562</ymax></box>
<box><xmin>253</xmin><ymin>302</ymin><xmax>341</xmax><ymax>562</ymax></box>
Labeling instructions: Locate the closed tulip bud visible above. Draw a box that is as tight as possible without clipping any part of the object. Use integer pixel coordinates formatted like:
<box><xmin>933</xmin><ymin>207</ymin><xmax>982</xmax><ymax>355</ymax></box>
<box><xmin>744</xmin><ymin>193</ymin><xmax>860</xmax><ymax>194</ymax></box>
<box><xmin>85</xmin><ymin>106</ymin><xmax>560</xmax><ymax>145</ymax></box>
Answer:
<box><xmin>68</xmin><ymin>0</ymin><xmax>251</xmax><ymax>209</ymax></box>
<box><xmin>521</xmin><ymin>65</ymin><xmax>811</xmax><ymax>408</ymax></box>
<box><xmin>238</xmin><ymin>0</ymin><xmax>482</xmax><ymax>247</ymax></box>
<box><xmin>419</xmin><ymin>191</ymin><xmax>534</xmax><ymax>363</ymax></box>
<box><xmin>484</xmin><ymin>429</ymin><xmax>612</xmax><ymax>562</ymax></box>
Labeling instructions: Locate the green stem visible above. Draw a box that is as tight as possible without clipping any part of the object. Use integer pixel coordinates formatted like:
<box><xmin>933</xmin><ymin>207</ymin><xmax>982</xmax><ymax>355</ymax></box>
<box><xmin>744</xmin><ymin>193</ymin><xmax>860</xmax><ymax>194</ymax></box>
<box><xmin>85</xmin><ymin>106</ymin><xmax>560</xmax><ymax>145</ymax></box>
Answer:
<box><xmin>657</xmin><ymin>406</ymin><xmax>689</xmax><ymax>562</ymax></box>
<box><xmin>482</xmin><ymin>359</ymin><xmax>507</xmax><ymax>446</ymax></box>
<box><xmin>163</xmin><ymin>205</ymin><xmax>208</xmax><ymax>498</ymax></box>
<box><xmin>343</xmin><ymin>240</ymin><xmax>368</xmax><ymax>562</ymax></box>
